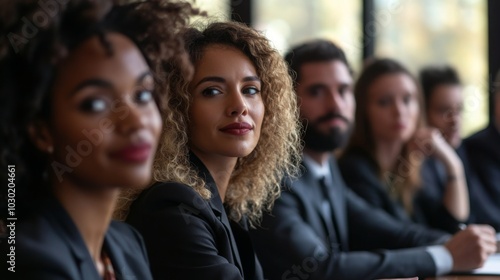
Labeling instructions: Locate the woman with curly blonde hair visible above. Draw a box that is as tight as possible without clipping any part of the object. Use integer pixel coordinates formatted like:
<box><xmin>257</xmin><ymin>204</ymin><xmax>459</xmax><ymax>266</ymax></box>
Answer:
<box><xmin>125</xmin><ymin>21</ymin><xmax>301</xmax><ymax>279</ymax></box>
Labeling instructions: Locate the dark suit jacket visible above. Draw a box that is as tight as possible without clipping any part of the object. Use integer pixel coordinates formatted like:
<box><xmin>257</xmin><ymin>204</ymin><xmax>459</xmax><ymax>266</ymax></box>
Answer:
<box><xmin>419</xmin><ymin>155</ymin><xmax>466</xmax><ymax>232</ymax></box>
<box><xmin>16</xmin><ymin>198</ymin><xmax>152</xmax><ymax>280</ymax></box>
<box><xmin>339</xmin><ymin>148</ymin><xmax>463</xmax><ymax>233</ymax></box>
<box><xmin>464</xmin><ymin>125</ymin><xmax>500</xmax><ymax>231</ymax></box>
<box><xmin>250</xmin><ymin>156</ymin><xmax>448</xmax><ymax>280</ymax></box>
<box><xmin>126</xmin><ymin>153</ymin><xmax>263</xmax><ymax>280</ymax></box>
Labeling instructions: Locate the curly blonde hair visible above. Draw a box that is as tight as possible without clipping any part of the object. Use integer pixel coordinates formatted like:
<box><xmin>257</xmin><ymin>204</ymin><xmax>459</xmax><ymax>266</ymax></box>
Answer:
<box><xmin>153</xmin><ymin>21</ymin><xmax>301</xmax><ymax>226</ymax></box>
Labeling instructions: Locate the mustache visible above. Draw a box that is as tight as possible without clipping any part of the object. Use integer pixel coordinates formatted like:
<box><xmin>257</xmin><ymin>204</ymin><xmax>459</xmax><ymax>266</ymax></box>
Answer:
<box><xmin>315</xmin><ymin>111</ymin><xmax>349</xmax><ymax>125</ymax></box>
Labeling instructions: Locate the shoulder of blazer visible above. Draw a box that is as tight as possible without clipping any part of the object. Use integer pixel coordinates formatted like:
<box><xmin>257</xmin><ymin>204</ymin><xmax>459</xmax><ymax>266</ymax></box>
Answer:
<box><xmin>130</xmin><ymin>181</ymin><xmax>214</xmax><ymax>218</ymax></box>
<box><xmin>339</xmin><ymin>148</ymin><xmax>378</xmax><ymax>174</ymax></box>
<box><xmin>107</xmin><ymin>220</ymin><xmax>144</xmax><ymax>247</ymax></box>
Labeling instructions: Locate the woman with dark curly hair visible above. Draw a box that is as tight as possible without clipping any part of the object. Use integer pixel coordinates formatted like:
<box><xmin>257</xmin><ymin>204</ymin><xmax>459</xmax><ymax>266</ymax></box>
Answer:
<box><xmin>0</xmin><ymin>0</ymin><xmax>197</xmax><ymax>279</ymax></box>
<box><xmin>124</xmin><ymin>21</ymin><xmax>302</xmax><ymax>279</ymax></box>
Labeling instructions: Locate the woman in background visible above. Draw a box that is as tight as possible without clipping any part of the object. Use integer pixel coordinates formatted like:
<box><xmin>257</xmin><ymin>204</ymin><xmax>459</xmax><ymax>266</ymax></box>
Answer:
<box><xmin>125</xmin><ymin>21</ymin><xmax>301</xmax><ymax>280</ymax></box>
<box><xmin>339</xmin><ymin>58</ymin><xmax>469</xmax><ymax>234</ymax></box>
<box><xmin>0</xmin><ymin>0</ymin><xmax>196</xmax><ymax>278</ymax></box>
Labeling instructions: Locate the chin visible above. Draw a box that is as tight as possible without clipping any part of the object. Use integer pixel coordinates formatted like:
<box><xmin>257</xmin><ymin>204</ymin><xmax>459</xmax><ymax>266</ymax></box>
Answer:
<box><xmin>112</xmin><ymin>171</ymin><xmax>152</xmax><ymax>189</ymax></box>
<box><xmin>116</xmin><ymin>179</ymin><xmax>151</xmax><ymax>189</ymax></box>
<box><xmin>399</xmin><ymin>133</ymin><xmax>413</xmax><ymax>143</ymax></box>
<box><xmin>229</xmin><ymin>151</ymin><xmax>254</xmax><ymax>158</ymax></box>
<box><xmin>226</xmin><ymin>143</ymin><xmax>258</xmax><ymax>157</ymax></box>
<box><xmin>451</xmin><ymin>139</ymin><xmax>462</xmax><ymax>149</ymax></box>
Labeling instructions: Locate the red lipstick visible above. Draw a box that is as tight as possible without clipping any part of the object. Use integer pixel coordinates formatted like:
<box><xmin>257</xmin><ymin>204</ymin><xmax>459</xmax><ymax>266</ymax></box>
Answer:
<box><xmin>111</xmin><ymin>143</ymin><xmax>152</xmax><ymax>163</ymax></box>
<box><xmin>220</xmin><ymin>122</ymin><xmax>253</xmax><ymax>136</ymax></box>
<box><xmin>392</xmin><ymin>123</ymin><xmax>407</xmax><ymax>130</ymax></box>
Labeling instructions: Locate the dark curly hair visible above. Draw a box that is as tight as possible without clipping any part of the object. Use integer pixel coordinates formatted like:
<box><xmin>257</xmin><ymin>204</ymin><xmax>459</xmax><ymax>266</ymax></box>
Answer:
<box><xmin>0</xmin><ymin>0</ymin><xmax>199</xmax><ymax>219</ymax></box>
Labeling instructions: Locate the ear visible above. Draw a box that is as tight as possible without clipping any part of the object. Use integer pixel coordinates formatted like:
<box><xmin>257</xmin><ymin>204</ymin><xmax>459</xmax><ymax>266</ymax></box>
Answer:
<box><xmin>28</xmin><ymin>121</ymin><xmax>54</xmax><ymax>154</ymax></box>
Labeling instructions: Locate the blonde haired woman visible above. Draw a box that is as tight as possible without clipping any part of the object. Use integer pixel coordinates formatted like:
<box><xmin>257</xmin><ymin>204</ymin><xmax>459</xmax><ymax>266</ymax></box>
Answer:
<box><xmin>125</xmin><ymin>21</ymin><xmax>301</xmax><ymax>280</ymax></box>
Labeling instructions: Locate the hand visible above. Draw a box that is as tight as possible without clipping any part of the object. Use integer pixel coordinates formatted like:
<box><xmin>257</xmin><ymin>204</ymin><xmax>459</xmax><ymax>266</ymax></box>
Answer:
<box><xmin>445</xmin><ymin>224</ymin><xmax>497</xmax><ymax>271</ymax></box>
<box><xmin>411</xmin><ymin>128</ymin><xmax>457</xmax><ymax>163</ymax></box>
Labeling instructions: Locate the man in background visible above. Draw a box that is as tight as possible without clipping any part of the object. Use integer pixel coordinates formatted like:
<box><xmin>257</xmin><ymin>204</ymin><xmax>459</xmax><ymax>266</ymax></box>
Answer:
<box><xmin>250</xmin><ymin>39</ymin><xmax>497</xmax><ymax>280</ymax></box>
<box><xmin>464</xmin><ymin>69</ymin><xmax>500</xmax><ymax>231</ymax></box>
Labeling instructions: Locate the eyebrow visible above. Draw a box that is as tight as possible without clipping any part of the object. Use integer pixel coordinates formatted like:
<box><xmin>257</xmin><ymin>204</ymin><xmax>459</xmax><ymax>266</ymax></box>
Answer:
<box><xmin>243</xmin><ymin>76</ymin><xmax>260</xmax><ymax>82</ymax></box>
<box><xmin>194</xmin><ymin>75</ymin><xmax>260</xmax><ymax>87</ymax></box>
<box><xmin>70</xmin><ymin>71</ymin><xmax>153</xmax><ymax>96</ymax></box>
<box><xmin>306</xmin><ymin>81</ymin><xmax>351</xmax><ymax>89</ymax></box>
<box><xmin>306</xmin><ymin>83</ymin><xmax>327</xmax><ymax>91</ymax></box>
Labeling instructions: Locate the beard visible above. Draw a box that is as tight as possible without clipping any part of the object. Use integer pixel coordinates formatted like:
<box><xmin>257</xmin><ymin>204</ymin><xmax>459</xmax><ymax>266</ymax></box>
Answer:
<box><xmin>302</xmin><ymin>114</ymin><xmax>353</xmax><ymax>152</ymax></box>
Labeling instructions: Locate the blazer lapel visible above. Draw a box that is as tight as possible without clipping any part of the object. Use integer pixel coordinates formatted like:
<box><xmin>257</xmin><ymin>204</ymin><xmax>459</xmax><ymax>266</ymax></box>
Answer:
<box><xmin>328</xmin><ymin>158</ymin><xmax>349</xmax><ymax>251</ymax></box>
<box><xmin>297</xmin><ymin>166</ymin><xmax>340</xmax><ymax>248</ymax></box>
<box><xmin>207</xmin><ymin>191</ymin><xmax>244</xmax><ymax>277</ymax></box>
<box><xmin>104</xmin><ymin>233</ymin><xmax>128</xmax><ymax>280</ymax></box>
<box><xmin>47</xmin><ymin>200</ymin><xmax>100</xmax><ymax>280</ymax></box>
<box><xmin>190</xmin><ymin>152</ymin><xmax>244</xmax><ymax>277</ymax></box>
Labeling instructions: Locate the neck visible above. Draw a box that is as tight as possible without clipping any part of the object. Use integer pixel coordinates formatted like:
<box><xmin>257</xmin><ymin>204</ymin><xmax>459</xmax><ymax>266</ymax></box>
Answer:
<box><xmin>192</xmin><ymin>152</ymin><xmax>237</xmax><ymax>203</ymax></box>
<box><xmin>374</xmin><ymin>140</ymin><xmax>404</xmax><ymax>173</ymax></box>
<box><xmin>304</xmin><ymin>147</ymin><xmax>331</xmax><ymax>166</ymax></box>
<box><xmin>52</xmin><ymin>177</ymin><xmax>118</xmax><ymax>265</ymax></box>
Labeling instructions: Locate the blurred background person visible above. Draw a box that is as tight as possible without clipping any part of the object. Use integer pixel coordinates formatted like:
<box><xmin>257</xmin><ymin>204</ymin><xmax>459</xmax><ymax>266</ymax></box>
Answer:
<box><xmin>419</xmin><ymin>65</ymin><xmax>498</xmax><ymax>231</ymax></box>
<box><xmin>464</xmin><ymin>69</ymin><xmax>500</xmax><ymax>231</ymax></box>
<box><xmin>250</xmin><ymin>40</ymin><xmax>497</xmax><ymax>280</ymax></box>
<box><xmin>339</xmin><ymin>58</ymin><xmax>469</xmax><ymax>233</ymax></box>
<box><xmin>420</xmin><ymin>65</ymin><xmax>463</xmax><ymax>149</ymax></box>
<box><xmin>0</xmin><ymin>0</ymin><xmax>196</xmax><ymax>278</ymax></box>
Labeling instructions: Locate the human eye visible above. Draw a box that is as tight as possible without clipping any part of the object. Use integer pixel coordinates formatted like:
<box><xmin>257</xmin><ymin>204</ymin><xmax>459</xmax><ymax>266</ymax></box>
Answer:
<box><xmin>79</xmin><ymin>97</ymin><xmax>108</xmax><ymax>113</ymax></box>
<box><xmin>338</xmin><ymin>84</ymin><xmax>351</xmax><ymax>97</ymax></box>
<box><xmin>308</xmin><ymin>85</ymin><xmax>325</xmax><ymax>98</ymax></box>
<box><xmin>403</xmin><ymin>94</ymin><xmax>413</xmax><ymax>105</ymax></box>
<box><xmin>135</xmin><ymin>89</ymin><xmax>154</xmax><ymax>104</ymax></box>
<box><xmin>201</xmin><ymin>87</ymin><xmax>222</xmax><ymax>97</ymax></box>
<box><xmin>377</xmin><ymin>96</ymin><xmax>391</xmax><ymax>107</ymax></box>
<box><xmin>242</xmin><ymin>86</ymin><xmax>260</xmax><ymax>95</ymax></box>
<box><xmin>438</xmin><ymin>106</ymin><xmax>449</xmax><ymax>115</ymax></box>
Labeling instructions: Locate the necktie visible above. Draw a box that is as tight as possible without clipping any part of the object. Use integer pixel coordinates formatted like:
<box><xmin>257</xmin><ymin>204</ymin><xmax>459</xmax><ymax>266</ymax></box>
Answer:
<box><xmin>319</xmin><ymin>177</ymin><xmax>333</xmax><ymax>225</ymax></box>
<box><xmin>318</xmin><ymin>176</ymin><xmax>343</xmax><ymax>252</ymax></box>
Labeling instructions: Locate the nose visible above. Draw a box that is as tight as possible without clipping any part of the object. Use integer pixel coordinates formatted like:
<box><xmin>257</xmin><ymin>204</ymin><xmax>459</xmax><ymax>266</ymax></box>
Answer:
<box><xmin>448</xmin><ymin>110</ymin><xmax>460</xmax><ymax>127</ymax></box>
<box><xmin>326</xmin><ymin>89</ymin><xmax>343</xmax><ymax>111</ymax></box>
<box><xmin>394</xmin><ymin>100</ymin><xmax>405</xmax><ymax>117</ymax></box>
<box><xmin>226</xmin><ymin>90</ymin><xmax>248</xmax><ymax>117</ymax></box>
<box><xmin>114</xmin><ymin>100</ymin><xmax>147</xmax><ymax>135</ymax></box>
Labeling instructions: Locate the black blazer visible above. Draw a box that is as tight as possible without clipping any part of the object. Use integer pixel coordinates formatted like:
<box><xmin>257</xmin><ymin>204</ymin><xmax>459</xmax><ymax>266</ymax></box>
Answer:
<box><xmin>339</xmin><ymin>148</ymin><xmax>463</xmax><ymax>233</ymax></box>
<box><xmin>464</xmin><ymin>125</ymin><xmax>500</xmax><ymax>231</ymax></box>
<box><xmin>126</xmin><ymin>153</ymin><xmax>263</xmax><ymax>280</ymax></box>
<box><xmin>16</xmin><ymin>198</ymin><xmax>152</xmax><ymax>280</ymax></box>
<box><xmin>250</xmin><ymin>156</ymin><xmax>448</xmax><ymax>280</ymax></box>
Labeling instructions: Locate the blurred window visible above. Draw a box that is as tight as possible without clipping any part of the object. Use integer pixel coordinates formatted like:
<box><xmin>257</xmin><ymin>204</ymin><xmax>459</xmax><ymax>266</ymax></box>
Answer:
<box><xmin>192</xmin><ymin>0</ymin><xmax>229</xmax><ymax>22</ymax></box>
<box><xmin>253</xmin><ymin>0</ymin><xmax>362</xmax><ymax>72</ymax></box>
<box><xmin>374</xmin><ymin>0</ymin><xmax>487</xmax><ymax>136</ymax></box>
<box><xmin>199</xmin><ymin>0</ymin><xmax>487</xmax><ymax>135</ymax></box>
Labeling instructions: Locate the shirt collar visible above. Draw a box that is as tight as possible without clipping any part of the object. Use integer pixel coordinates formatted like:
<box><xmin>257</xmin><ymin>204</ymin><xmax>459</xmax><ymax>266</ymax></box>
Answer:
<box><xmin>303</xmin><ymin>153</ymin><xmax>331</xmax><ymax>180</ymax></box>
